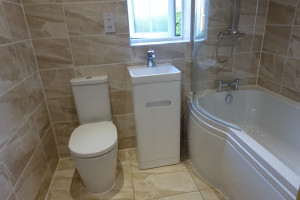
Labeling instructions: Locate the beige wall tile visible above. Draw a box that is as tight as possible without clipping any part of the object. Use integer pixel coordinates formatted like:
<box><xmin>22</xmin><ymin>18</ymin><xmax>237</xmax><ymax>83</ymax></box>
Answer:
<box><xmin>64</xmin><ymin>1</ymin><xmax>129</xmax><ymax>36</ymax></box>
<box><xmin>151</xmin><ymin>43</ymin><xmax>186</xmax><ymax>60</ymax></box>
<box><xmin>47</xmin><ymin>96</ymin><xmax>78</xmax><ymax>123</ymax></box>
<box><xmin>294</xmin><ymin>1</ymin><xmax>300</xmax><ymax>25</ymax></box>
<box><xmin>185</xmin><ymin>59</ymin><xmax>192</xmax><ymax>84</ymax></box>
<box><xmin>234</xmin><ymin>25</ymin><xmax>254</xmax><ymax>53</ymax></box>
<box><xmin>258</xmin><ymin>52</ymin><xmax>285</xmax><ymax>83</ymax></box>
<box><xmin>3</xmin><ymin>2</ymin><xmax>29</xmax><ymax>42</ymax></box>
<box><xmin>266</xmin><ymin>0</ymin><xmax>297</xmax><ymax>25</ymax></box>
<box><xmin>15</xmin><ymin>145</ymin><xmax>51</xmax><ymax>200</ymax></box>
<box><xmin>280</xmin><ymin>86</ymin><xmax>300</xmax><ymax>103</ymax></box>
<box><xmin>0</xmin><ymin>158</ymin><xmax>13</xmax><ymax>200</ymax></box>
<box><xmin>194</xmin><ymin>56</ymin><xmax>234</xmax><ymax>82</ymax></box>
<box><xmin>288</xmin><ymin>26</ymin><xmax>300</xmax><ymax>59</ymax></box>
<box><xmin>118</xmin><ymin>136</ymin><xmax>136</xmax><ymax>150</ymax></box>
<box><xmin>186</xmin><ymin>42</ymin><xmax>193</xmax><ymax>58</ymax></box>
<box><xmin>1</xmin><ymin>116</ymin><xmax>39</xmax><ymax>186</ymax></box>
<box><xmin>75</xmin><ymin>63</ymin><xmax>132</xmax><ymax>92</ymax></box>
<box><xmin>207</xmin><ymin>0</ymin><xmax>232</xmax><ymax>27</ymax></box>
<box><xmin>32</xmin><ymin>38</ymin><xmax>73</xmax><ymax>70</ymax></box>
<box><xmin>14</xmin><ymin>40</ymin><xmax>37</xmax><ymax>78</ymax></box>
<box><xmin>0</xmin><ymin>83</ymin><xmax>32</xmax><ymax>150</ymax></box>
<box><xmin>48</xmin><ymin>149</ymin><xmax>59</xmax><ymax>178</ymax></box>
<box><xmin>0</xmin><ymin>44</ymin><xmax>22</xmax><ymax>95</ymax></box>
<box><xmin>0</xmin><ymin>2</ymin><xmax>12</xmax><ymax>45</ymax></box>
<box><xmin>22</xmin><ymin>0</ymin><xmax>61</xmax><ymax>3</ymax></box>
<box><xmin>257</xmin><ymin>77</ymin><xmax>281</xmax><ymax>93</ymax></box>
<box><xmin>24</xmin><ymin>4</ymin><xmax>68</xmax><ymax>38</ymax></box>
<box><xmin>252</xmin><ymin>25</ymin><xmax>265</xmax><ymax>52</ymax></box>
<box><xmin>53</xmin><ymin>121</ymin><xmax>79</xmax><ymax>157</ymax></box>
<box><xmin>131</xmin><ymin>45</ymin><xmax>151</xmax><ymax>64</ymax></box>
<box><xmin>262</xmin><ymin>25</ymin><xmax>292</xmax><ymax>56</ymax></box>
<box><xmin>40</xmin><ymin>68</ymin><xmax>75</xmax><ymax>98</ymax></box>
<box><xmin>8</xmin><ymin>192</ymin><xmax>17</xmax><ymax>200</ymax></box>
<box><xmin>256</xmin><ymin>0</ymin><xmax>269</xmax><ymax>25</ymax></box>
<box><xmin>113</xmin><ymin>113</ymin><xmax>136</xmax><ymax>139</ymax></box>
<box><xmin>282</xmin><ymin>58</ymin><xmax>300</xmax><ymax>90</ymax></box>
<box><xmin>239</xmin><ymin>0</ymin><xmax>257</xmax><ymax>26</ymax></box>
<box><xmin>24</xmin><ymin>72</ymin><xmax>44</xmax><ymax>110</ymax></box>
<box><xmin>112</xmin><ymin>1</ymin><xmax>129</xmax><ymax>34</ymax></box>
<box><xmin>110</xmin><ymin>90</ymin><xmax>133</xmax><ymax>115</ymax></box>
<box><xmin>32</xmin><ymin>101</ymin><xmax>51</xmax><ymax>139</ymax></box>
<box><xmin>41</xmin><ymin>127</ymin><xmax>57</xmax><ymax>170</ymax></box>
<box><xmin>70</xmin><ymin>34</ymin><xmax>131</xmax><ymax>66</ymax></box>
<box><xmin>234</xmin><ymin>52</ymin><xmax>260</xmax><ymax>78</ymax></box>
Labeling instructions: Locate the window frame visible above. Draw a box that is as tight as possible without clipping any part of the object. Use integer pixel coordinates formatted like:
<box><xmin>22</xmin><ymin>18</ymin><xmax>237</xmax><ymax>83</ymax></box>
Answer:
<box><xmin>127</xmin><ymin>0</ymin><xmax>191</xmax><ymax>46</ymax></box>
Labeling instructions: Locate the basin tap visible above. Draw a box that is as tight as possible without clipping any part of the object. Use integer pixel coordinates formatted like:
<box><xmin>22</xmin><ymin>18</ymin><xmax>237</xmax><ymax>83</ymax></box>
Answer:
<box><xmin>147</xmin><ymin>50</ymin><xmax>155</xmax><ymax>68</ymax></box>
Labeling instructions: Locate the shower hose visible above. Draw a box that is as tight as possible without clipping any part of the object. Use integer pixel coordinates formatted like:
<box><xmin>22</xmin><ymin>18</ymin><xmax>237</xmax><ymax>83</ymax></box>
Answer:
<box><xmin>215</xmin><ymin>30</ymin><xmax>238</xmax><ymax>64</ymax></box>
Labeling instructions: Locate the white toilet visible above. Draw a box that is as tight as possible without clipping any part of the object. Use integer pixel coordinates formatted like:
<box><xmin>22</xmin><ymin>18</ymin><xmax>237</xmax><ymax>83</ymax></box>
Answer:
<box><xmin>68</xmin><ymin>75</ymin><xmax>118</xmax><ymax>194</ymax></box>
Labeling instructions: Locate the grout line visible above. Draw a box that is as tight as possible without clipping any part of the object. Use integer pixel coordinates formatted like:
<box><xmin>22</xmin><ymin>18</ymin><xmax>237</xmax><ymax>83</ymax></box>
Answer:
<box><xmin>127</xmin><ymin>149</ymin><xmax>136</xmax><ymax>200</ymax></box>
<box><xmin>44</xmin><ymin>151</ymin><xmax>61</xmax><ymax>200</ymax></box>
<box><xmin>20</xmin><ymin>4</ymin><xmax>62</xmax><ymax>197</ymax></box>
<box><xmin>61</xmin><ymin>3</ymin><xmax>76</xmax><ymax>73</ymax></box>
<box><xmin>9</xmin><ymin>125</ymin><xmax>52</xmax><ymax>199</ymax></box>
<box><xmin>0</xmin><ymin>70</ymin><xmax>36</xmax><ymax>98</ymax></box>
<box><xmin>279</xmin><ymin>1</ymin><xmax>299</xmax><ymax>94</ymax></box>
<box><xmin>0</xmin><ymin>38</ymin><xmax>32</xmax><ymax>48</ymax></box>
<box><xmin>30</xmin><ymin>32</ymin><xmax>129</xmax><ymax>41</ymax></box>
<box><xmin>51</xmin><ymin>119</ymin><xmax>78</xmax><ymax>125</ymax></box>
<box><xmin>0</xmin><ymin>98</ymin><xmax>43</xmax><ymax>152</ymax></box>
<box><xmin>255</xmin><ymin>0</ymin><xmax>270</xmax><ymax>85</ymax></box>
<box><xmin>38</xmin><ymin>66</ymin><xmax>74</xmax><ymax>71</ymax></box>
<box><xmin>2</xmin><ymin>1</ymin><xmax>20</xmax><ymax>6</ymax></box>
<box><xmin>22</xmin><ymin>0</ymin><xmax>124</xmax><ymax>6</ymax></box>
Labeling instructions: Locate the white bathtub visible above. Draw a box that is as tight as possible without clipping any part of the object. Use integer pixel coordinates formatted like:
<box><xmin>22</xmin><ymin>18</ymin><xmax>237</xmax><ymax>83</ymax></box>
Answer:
<box><xmin>187</xmin><ymin>86</ymin><xmax>300</xmax><ymax>200</ymax></box>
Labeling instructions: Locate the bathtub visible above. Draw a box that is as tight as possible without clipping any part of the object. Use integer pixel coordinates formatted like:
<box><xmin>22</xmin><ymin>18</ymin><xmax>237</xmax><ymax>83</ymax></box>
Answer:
<box><xmin>187</xmin><ymin>86</ymin><xmax>300</xmax><ymax>200</ymax></box>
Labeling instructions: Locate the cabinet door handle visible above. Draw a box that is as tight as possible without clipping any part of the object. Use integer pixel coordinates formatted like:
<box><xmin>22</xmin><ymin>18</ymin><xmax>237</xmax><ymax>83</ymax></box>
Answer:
<box><xmin>146</xmin><ymin>100</ymin><xmax>171</xmax><ymax>108</ymax></box>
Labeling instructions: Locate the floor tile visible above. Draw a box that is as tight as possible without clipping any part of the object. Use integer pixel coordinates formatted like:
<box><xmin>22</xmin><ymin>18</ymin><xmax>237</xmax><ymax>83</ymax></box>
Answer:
<box><xmin>200</xmin><ymin>189</ymin><xmax>226</xmax><ymax>200</ymax></box>
<box><xmin>152</xmin><ymin>191</ymin><xmax>204</xmax><ymax>200</ymax></box>
<box><xmin>46</xmin><ymin>149</ymin><xmax>226</xmax><ymax>200</ymax></box>
<box><xmin>184</xmin><ymin>160</ymin><xmax>211</xmax><ymax>191</ymax></box>
<box><xmin>129</xmin><ymin>150</ymin><xmax>198</xmax><ymax>200</ymax></box>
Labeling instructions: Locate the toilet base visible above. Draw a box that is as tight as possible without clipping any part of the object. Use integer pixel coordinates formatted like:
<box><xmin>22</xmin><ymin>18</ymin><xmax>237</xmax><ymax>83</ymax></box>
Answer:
<box><xmin>71</xmin><ymin>145</ymin><xmax>118</xmax><ymax>194</ymax></box>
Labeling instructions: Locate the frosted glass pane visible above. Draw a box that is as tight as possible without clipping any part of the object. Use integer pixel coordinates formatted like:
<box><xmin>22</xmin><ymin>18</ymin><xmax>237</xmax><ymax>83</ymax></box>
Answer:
<box><xmin>132</xmin><ymin>0</ymin><xmax>169</xmax><ymax>33</ymax></box>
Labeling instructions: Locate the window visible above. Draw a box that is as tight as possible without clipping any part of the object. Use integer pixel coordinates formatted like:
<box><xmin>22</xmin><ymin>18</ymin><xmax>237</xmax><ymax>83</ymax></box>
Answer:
<box><xmin>127</xmin><ymin>0</ymin><xmax>191</xmax><ymax>46</ymax></box>
<box><xmin>194</xmin><ymin>0</ymin><xmax>208</xmax><ymax>41</ymax></box>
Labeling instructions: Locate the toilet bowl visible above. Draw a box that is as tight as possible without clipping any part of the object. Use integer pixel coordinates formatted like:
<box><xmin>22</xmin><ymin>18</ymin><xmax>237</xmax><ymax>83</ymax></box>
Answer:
<box><xmin>69</xmin><ymin>121</ymin><xmax>118</xmax><ymax>194</ymax></box>
<box><xmin>68</xmin><ymin>76</ymin><xmax>118</xmax><ymax>194</ymax></box>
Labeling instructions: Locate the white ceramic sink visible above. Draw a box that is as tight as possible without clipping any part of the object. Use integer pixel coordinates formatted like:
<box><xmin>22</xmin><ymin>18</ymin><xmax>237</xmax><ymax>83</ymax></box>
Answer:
<box><xmin>128</xmin><ymin>64</ymin><xmax>181</xmax><ymax>84</ymax></box>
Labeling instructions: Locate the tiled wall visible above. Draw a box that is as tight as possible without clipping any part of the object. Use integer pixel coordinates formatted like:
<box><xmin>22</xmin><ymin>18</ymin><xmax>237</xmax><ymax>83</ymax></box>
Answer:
<box><xmin>21</xmin><ymin>0</ymin><xmax>192</xmax><ymax>158</ymax></box>
<box><xmin>258</xmin><ymin>0</ymin><xmax>300</xmax><ymax>103</ymax></box>
<box><xmin>0</xmin><ymin>1</ymin><xmax>59</xmax><ymax>200</ymax></box>
<box><xmin>193</xmin><ymin>0</ymin><xmax>264</xmax><ymax>92</ymax></box>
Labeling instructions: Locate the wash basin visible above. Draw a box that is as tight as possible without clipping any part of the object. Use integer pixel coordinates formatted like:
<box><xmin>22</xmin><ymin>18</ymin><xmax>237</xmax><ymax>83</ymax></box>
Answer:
<box><xmin>128</xmin><ymin>64</ymin><xmax>181</xmax><ymax>84</ymax></box>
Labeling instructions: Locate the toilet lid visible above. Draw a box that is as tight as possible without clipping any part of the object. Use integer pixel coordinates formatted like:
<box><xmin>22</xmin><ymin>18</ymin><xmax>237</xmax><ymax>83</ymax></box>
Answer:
<box><xmin>69</xmin><ymin>121</ymin><xmax>118</xmax><ymax>158</ymax></box>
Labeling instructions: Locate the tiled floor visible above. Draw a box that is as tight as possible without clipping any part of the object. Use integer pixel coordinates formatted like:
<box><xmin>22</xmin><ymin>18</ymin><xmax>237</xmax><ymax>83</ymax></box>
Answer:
<box><xmin>46</xmin><ymin>149</ymin><xmax>226</xmax><ymax>200</ymax></box>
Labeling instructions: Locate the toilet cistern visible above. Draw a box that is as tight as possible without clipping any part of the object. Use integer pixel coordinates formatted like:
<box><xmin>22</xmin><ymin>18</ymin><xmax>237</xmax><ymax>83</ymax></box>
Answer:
<box><xmin>147</xmin><ymin>50</ymin><xmax>155</xmax><ymax>68</ymax></box>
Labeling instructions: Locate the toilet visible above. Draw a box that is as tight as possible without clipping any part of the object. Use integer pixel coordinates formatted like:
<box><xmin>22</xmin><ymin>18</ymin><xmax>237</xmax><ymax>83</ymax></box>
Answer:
<box><xmin>68</xmin><ymin>75</ymin><xmax>118</xmax><ymax>194</ymax></box>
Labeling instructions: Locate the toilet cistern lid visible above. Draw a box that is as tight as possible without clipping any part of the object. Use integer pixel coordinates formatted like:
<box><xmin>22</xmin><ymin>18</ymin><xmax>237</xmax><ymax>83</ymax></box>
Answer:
<box><xmin>69</xmin><ymin>121</ymin><xmax>118</xmax><ymax>158</ymax></box>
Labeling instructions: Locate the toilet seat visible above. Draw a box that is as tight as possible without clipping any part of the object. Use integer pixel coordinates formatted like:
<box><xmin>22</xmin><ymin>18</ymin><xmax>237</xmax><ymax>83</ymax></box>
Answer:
<box><xmin>69</xmin><ymin>121</ymin><xmax>118</xmax><ymax>158</ymax></box>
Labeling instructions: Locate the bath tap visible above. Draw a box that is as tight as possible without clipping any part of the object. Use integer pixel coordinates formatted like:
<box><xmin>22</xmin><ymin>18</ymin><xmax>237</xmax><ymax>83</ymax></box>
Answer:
<box><xmin>147</xmin><ymin>50</ymin><xmax>155</xmax><ymax>68</ymax></box>
<box><xmin>216</xmin><ymin>78</ymin><xmax>241</xmax><ymax>92</ymax></box>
